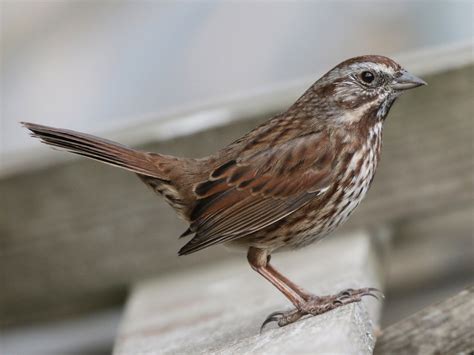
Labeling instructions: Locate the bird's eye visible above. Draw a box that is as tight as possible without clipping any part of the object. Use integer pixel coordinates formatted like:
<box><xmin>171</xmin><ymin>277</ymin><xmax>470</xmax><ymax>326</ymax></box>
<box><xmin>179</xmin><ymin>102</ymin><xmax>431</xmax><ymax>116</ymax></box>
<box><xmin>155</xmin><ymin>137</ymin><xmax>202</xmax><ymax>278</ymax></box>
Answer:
<box><xmin>360</xmin><ymin>71</ymin><xmax>375</xmax><ymax>84</ymax></box>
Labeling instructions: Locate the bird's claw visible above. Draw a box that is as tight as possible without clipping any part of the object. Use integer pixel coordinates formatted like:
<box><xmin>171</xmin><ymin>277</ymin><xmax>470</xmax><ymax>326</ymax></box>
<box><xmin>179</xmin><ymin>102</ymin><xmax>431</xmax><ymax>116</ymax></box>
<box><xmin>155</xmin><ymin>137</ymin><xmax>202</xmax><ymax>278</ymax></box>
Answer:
<box><xmin>260</xmin><ymin>287</ymin><xmax>383</xmax><ymax>333</ymax></box>
<box><xmin>260</xmin><ymin>309</ymin><xmax>303</xmax><ymax>333</ymax></box>
<box><xmin>335</xmin><ymin>287</ymin><xmax>384</xmax><ymax>302</ymax></box>
<box><xmin>260</xmin><ymin>311</ymin><xmax>284</xmax><ymax>333</ymax></box>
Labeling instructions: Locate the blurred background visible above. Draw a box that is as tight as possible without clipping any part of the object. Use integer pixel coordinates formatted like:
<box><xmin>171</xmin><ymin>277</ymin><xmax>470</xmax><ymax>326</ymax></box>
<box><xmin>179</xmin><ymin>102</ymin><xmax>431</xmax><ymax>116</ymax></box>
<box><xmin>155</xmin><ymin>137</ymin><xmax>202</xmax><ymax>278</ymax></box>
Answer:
<box><xmin>1</xmin><ymin>1</ymin><xmax>473</xmax><ymax>354</ymax></box>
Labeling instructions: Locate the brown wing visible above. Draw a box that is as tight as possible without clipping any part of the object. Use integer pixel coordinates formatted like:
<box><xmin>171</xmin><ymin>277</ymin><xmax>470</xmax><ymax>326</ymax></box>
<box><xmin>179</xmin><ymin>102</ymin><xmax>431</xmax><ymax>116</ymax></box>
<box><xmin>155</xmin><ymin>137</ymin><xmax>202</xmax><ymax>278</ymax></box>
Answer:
<box><xmin>178</xmin><ymin>132</ymin><xmax>336</xmax><ymax>255</ymax></box>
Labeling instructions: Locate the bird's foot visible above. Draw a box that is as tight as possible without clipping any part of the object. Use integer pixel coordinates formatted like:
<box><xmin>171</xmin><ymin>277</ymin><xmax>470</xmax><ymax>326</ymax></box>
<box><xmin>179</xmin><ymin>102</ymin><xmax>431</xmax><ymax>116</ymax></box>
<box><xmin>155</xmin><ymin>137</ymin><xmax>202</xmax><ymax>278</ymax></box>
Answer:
<box><xmin>260</xmin><ymin>287</ymin><xmax>383</xmax><ymax>332</ymax></box>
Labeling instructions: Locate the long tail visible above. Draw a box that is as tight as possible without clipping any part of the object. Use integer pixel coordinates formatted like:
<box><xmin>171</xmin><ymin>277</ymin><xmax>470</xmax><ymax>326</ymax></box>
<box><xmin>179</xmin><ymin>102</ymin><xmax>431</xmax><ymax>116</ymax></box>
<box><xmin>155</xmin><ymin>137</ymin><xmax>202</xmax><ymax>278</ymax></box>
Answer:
<box><xmin>22</xmin><ymin>122</ymin><xmax>167</xmax><ymax>179</ymax></box>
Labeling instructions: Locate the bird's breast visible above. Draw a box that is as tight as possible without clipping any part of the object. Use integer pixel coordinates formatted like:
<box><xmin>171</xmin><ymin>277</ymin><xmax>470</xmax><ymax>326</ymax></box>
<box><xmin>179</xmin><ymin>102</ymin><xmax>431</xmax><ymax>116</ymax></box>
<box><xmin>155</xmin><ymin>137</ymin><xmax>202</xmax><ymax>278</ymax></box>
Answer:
<box><xmin>291</xmin><ymin>123</ymin><xmax>383</xmax><ymax>248</ymax></box>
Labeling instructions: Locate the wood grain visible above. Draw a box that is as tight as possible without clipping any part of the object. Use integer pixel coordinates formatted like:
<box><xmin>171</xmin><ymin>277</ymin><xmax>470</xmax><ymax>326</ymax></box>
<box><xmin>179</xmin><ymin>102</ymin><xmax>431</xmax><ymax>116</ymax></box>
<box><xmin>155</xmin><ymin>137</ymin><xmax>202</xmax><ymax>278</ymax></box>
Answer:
<box><xmin>375</xmin><ymin>286</ymin><xmax>474</xmax><ymax>355</ymax></box>
<box><xmin>114</xmin><ymin>233</ymin><xmax>383</xmax><ymax>355</ymax></box>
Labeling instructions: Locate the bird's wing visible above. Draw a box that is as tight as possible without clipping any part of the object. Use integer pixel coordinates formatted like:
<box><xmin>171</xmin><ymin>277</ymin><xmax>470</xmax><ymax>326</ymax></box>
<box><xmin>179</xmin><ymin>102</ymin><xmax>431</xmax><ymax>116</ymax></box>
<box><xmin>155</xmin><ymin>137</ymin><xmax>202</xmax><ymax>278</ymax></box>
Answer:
<box><xmin>179</xmin><ymin>132</ymin><xmax>339</xmax><ymax>255</ymax></box>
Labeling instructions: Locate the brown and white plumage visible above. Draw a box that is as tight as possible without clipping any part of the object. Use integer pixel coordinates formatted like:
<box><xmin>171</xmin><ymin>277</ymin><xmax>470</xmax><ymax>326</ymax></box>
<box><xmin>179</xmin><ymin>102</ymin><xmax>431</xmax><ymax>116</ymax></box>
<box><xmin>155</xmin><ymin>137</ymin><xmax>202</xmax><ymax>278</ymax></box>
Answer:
<box><xmin>23</xmin><ymin>55</ymin><xmax>426</xmax><ymax>329</ymax></box>
<box><xmin>178</xmin><ymin>55</ymin><xmax>407</xmax><ymax>254</ymax></box>
<box><xmin>183</xmin><ymin>129</ymin><xmax>335</xmax><ymax>254</ymax></box>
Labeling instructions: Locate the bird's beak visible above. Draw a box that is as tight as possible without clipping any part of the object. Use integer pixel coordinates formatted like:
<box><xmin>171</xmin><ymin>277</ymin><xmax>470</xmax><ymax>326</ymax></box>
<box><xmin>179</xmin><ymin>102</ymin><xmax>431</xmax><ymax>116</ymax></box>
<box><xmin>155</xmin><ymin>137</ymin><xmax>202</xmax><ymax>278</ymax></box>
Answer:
<box><xmin>391</xmin><ymin>70</ymin><xmax>427</xmax><ymax>90</ymax></box>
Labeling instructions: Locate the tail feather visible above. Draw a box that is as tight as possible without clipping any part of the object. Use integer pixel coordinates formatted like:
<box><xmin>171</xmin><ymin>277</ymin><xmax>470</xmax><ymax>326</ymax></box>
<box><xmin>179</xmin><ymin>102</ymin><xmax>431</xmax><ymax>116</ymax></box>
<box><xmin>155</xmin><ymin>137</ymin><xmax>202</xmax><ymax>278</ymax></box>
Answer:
<box><xmin>22</xmin><ymin>122</ymin><xmax>167</xmax><ymax>179</ymax></box>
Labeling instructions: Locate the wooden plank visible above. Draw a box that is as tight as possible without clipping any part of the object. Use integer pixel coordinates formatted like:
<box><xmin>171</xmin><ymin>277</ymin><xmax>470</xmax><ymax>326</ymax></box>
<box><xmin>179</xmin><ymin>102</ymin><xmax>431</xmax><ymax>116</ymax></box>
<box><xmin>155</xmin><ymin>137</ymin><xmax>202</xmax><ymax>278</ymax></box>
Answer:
<box><xmin>1</xmin><ymin>64</ymin><xmax>473</xmax><ymax>326</ymax></box>
<box><xmin>114</xmin><ymin>232</ymin><xmax>384</xmax><ymax>355</ymax></box>
<box><xmin>374</xmin><ymin>286</ymin><xmax>474</xmax><ymax>355</ymax></box>
<box><xmin>382</xmin><ymin>205</ymin><xmax>474</xmax><ymax>326</ymax></box>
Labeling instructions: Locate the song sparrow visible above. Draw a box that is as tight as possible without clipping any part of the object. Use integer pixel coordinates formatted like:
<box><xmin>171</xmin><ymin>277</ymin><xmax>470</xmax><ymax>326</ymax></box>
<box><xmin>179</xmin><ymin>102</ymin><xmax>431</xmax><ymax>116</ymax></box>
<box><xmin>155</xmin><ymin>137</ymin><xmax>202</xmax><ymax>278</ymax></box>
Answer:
<box><xmin>23</xmin><ymin>55</ymin><xmax>425</xmax><ymax>330</ymax></box>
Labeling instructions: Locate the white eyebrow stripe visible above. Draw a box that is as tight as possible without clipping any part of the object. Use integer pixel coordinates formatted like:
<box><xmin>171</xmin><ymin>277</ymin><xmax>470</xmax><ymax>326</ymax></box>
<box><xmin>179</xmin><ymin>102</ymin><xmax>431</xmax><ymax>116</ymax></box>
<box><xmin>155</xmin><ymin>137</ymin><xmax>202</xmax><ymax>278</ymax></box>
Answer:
<box><xmin>350</xmin><ymin>62</ymin><xmax>396</xmax><ymax>74</ymax></box>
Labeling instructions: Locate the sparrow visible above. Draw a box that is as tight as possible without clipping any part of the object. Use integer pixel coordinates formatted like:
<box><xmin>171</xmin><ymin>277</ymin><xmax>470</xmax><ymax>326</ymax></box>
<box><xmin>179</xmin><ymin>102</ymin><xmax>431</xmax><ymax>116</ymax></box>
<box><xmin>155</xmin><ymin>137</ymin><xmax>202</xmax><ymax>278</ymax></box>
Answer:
<box><xmin>22</xmin><ymin>55</ymin><xmax>426</xmax><ymax>330</ymax></box>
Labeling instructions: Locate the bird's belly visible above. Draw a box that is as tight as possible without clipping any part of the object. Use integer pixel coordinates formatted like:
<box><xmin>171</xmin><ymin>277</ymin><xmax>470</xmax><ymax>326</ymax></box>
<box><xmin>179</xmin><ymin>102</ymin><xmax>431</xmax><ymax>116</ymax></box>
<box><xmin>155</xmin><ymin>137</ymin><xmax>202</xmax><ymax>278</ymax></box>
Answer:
<box><xmin>237</xmin><ymin>177</ymin><xmax>373</xmax><ymax>252</ymax></box>
<box><xmin>290</xmin><ymin>150</ymin><xmax>378</xmax><ymax>249</ymax></box>
<box><xmin>293</xmin><ymin>179</ymin><xmax>372</xmax><ymax>249</ymax></box>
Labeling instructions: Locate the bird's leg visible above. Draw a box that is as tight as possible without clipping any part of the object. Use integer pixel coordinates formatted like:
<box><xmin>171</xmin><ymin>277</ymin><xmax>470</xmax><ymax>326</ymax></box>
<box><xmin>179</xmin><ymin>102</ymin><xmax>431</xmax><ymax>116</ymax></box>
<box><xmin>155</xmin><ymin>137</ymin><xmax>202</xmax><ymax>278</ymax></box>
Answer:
<box><xmin>247</xmin><ymin>247</ymin><xmax>383</xmax><ymax>331</ymax></box>
<box><xmin>247</xmin><ymin>247</ymin><xmax>308</xmax><ymax>309</ymax></box>
<box><xmin>265</xmin><ymin>259</ymin><xmax>312</xmax><ymax>301</ymax></box>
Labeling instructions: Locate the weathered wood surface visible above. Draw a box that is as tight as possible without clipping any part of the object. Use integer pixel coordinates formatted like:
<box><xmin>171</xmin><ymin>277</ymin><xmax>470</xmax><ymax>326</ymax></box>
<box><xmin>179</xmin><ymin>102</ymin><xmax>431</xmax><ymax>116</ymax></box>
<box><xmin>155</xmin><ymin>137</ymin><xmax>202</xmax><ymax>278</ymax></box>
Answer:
<box><xmin>1</xmin><ymin>65</ymin><xmax>473</xmax><ymax>326</ymax></box>
<box><xmin>375</xmin><ymin>286</ymin><xmax>474</xmax><ymax>355</ymax></box>
<box><xmin>381</xmin><ymin>205</ymin><xmax>474</xmax><ymax>326</ymax></box>
<box><xmin>114</xmin><ymin>233</ymin><xmax>383</xmax><ymax>355</ymax></box>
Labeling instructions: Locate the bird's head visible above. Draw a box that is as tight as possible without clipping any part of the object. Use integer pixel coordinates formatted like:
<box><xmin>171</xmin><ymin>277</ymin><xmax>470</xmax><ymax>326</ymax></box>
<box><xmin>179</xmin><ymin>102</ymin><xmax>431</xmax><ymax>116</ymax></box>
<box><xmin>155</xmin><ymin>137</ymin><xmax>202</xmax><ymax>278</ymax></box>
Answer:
<box><xmin>308</xmin><ymin>55</ymin><xmax>427</xmax><ymax>124</ymax></box>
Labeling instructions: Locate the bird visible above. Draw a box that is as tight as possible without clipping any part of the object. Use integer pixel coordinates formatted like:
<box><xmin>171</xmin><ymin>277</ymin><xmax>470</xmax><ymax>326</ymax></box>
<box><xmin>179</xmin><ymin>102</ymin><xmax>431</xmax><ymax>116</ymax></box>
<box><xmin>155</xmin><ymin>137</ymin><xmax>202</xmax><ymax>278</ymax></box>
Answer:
<box><xmin>22</xmin><ymin>55</ymin><xmax>426</xmax><ymax>330</ymax></box>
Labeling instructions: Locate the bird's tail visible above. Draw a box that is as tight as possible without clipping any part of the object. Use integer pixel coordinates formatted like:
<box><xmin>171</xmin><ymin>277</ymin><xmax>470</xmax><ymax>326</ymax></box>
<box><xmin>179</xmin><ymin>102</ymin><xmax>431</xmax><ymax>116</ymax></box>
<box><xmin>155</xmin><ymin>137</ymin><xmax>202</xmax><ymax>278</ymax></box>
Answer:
<box><xmin>22</xmin><ymin>122</ymin><xmax>167</xmax><ymax>179</ymax></box>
